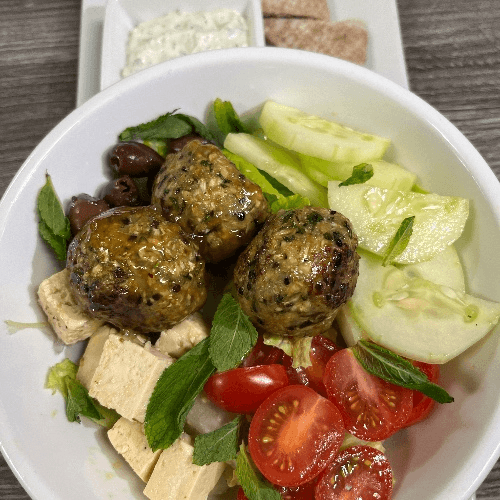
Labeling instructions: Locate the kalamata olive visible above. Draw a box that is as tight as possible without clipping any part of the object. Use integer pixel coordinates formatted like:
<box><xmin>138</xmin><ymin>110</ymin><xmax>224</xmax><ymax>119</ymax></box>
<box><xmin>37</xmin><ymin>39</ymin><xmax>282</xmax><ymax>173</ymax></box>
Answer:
<box><xmin>169</xmin><ymin>134</ymin><xmax>209</xmax><ymax>153</ymax></box>
<box><xmin>109</xmin><ymin>141</ymin><xmax>164</xmax><ymax>177</ymax></box>
<box><xmin>102</xmin><ymin>175</ymin><xmax>141</xmax><ymax>207</ymax></box>
<box><xmin>68</xmin><ymin>194</ymin><xmax>110</xmax><ymax>236</ymax></box>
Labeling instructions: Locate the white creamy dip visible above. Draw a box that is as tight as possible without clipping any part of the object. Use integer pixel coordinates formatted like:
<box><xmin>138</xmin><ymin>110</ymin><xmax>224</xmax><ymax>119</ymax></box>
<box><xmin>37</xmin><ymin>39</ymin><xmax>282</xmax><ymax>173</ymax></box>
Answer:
<box><xmin>122</xmin><ymin>9</ymin><xmax>249</xmax><ymax>78</ymax></box>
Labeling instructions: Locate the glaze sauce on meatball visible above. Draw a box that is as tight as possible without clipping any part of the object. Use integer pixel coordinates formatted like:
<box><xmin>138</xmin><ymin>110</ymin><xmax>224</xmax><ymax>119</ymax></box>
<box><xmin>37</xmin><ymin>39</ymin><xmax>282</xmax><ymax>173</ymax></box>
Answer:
<box><xmin>67</xmin><ymin>205</ymin><xmax>207</xmax><ymax>334</ymax></box>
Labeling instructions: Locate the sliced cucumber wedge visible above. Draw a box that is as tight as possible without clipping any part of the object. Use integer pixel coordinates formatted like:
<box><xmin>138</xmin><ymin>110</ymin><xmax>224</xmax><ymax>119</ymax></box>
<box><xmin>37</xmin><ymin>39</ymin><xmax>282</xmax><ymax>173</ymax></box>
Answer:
<box><xmin>298</xmin><ymin>154</ymin><xmax>417</xmax><ymax>192</ymax></box>
<box><xmin>259</xmin><ymin>101</ymin><xmax>391</xmax><ymax>163</ymax></box>
<box><xmin>224</xmin><ymin>133</ymin><xmax>328</xmax><ymax>207</ymax></box>
<box><xmin>338</xmin><ymin>250</ymin><xmax>500</xmax><ymax>363</ymax></box>
<box><xmin>327</xmin><ymin>182</ymin><xmax>469</xmax><ymax>264</ymax></box>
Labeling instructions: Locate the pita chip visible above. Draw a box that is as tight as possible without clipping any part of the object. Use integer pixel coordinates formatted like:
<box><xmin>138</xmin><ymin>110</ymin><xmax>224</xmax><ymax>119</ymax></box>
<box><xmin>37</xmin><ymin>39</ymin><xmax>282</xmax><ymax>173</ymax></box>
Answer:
<box><xmin>262</xmin><ymin>0</ymin><xmax>331</xmax><ymax>20</ymax></box>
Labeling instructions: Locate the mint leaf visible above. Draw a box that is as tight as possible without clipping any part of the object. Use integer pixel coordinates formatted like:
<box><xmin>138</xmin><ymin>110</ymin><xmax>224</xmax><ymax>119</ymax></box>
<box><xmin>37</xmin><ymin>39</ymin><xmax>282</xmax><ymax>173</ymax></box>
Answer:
<box><xmin>213</xmin><ymin>98</ymin><xmax>250</xmax><ymax>137</ymax></box>
<box><xmin>37</xmin><ymin>174</ymin><xmax>71</xmax><ymax>261</ymax></box>
<box><xmin>65</xmin><ymin>379</ymin><xmax>104</xmax><ymax>423</ymax></box>
<box><xmin>45</xmin><ymin>359</ymin><xmax>119</xmax><ymax>427</ymax></box>
<box><xmin>352</xmin><ymin>341</ymin><xmax>454</xmax><ymax>404</ymax></box>
<box><xmin>338</xmin><ymin>163</ymin><xmax>374</xmax><ymax>187</ymax></box>
<box><xmin>119</xmin><ymin>110</ymin><xmax>216</xmax><ymax>143</ymax></box>
<box><xmin>145</xmin><ymin>337</ymin><xmax>215</xmax><ymax>451</ymax></box>
<box><xmin>236</xmin><ymin>445</ymin><xmax>281</xmax><ymax>500</ymax></box>
<box><xmin>193</xmin><ymin>417</ymin><xmax>241</xmax><ymax>465</ymax></box>
<box><xmin>382</xmin><ymin>216</ymin><xmax>415</xmax><ymax>266</ymax></box>
<box><xmin>209</xmin><ymin>294</ymin><xmax>258</xmax><ymax>372</ymax></box>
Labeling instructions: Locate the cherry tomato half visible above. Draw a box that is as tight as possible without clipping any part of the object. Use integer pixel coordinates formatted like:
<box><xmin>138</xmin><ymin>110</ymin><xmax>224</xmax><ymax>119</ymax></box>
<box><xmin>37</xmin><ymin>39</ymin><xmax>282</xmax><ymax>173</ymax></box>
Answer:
<box><xmin>241</xmin><ymin>335</ymin><xmax>284</xmax><ymax>367</ymax></box>
<box><xmin>284</xmin><ymin>335</ymin><xmax>340</xmax><ymax>397</ymax></box>
<box><xmin>248</xmin><ymin>385</ymin><xmax>345</xmax><ymax>487</ymax></box>
<box><xmin>404</xmin><ymin>360</ymin><xmax>440</xmax><ymax>428</ymax></box>
<box><xmin>315</xmin><ymin>445</ymin><xmax>393</xmax><ymax>500</ymax></box>
<box><xmin>204</xmin><ymin>364</ymin><xmax>289</xmax><ymax>414</ymax></box>
<box><xmin>237</xmin><ymin>487</ymin><xmax>248</xmax><ymax>500</ymax></box>
<box><xmin>324</xmin><ymin>348</ymin><xmax>413</xmax><ymax>441</ymax></box>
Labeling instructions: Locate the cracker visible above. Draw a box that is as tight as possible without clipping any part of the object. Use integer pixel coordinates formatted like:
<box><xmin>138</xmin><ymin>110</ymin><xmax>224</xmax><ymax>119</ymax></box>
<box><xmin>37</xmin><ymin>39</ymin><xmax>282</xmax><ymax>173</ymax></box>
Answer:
<box><xmin>262</xmin><ymin>0</ymin><xmax>331</xmax><ymax>21</ymax></box>
<box><xmin>264</xmin><ymin>18</ymin><xmax>368</xmax><ymax>65</ymax></box>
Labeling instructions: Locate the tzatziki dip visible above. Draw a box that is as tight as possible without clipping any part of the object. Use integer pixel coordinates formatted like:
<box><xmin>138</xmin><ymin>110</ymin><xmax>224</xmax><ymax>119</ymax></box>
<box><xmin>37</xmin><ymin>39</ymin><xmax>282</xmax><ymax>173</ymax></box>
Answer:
<box><xmin>122</xmin><ymin>9</ymin><xmax>249</xmax><ymax>78</ymax></box>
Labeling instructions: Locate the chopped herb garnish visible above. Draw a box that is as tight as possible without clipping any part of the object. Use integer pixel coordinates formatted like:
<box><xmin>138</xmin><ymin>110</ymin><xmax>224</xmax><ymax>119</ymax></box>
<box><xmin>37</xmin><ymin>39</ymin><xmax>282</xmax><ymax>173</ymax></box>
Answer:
<box><xmin>37</xmin><ymin>173</ymin><xmax>71</xmax><ymax>261</ymax></box>
<box><xmin>382</xmin><ymin>216</ymin><xmax>415</xmax><ymax>266</ymax></box>
<box><xmin>338</xmin><ymin>163</ymin><xmax>374</xmax><ymax>186</ymax></box>
<box><xmin>193</xmin><ymin>416</ymin><xmax>241</xmax><ymax>465</ymax></box>
<box><xmin>352</xmin><ymin>341</ymin><xmax>454</xmax><ymax>403</ymax></box>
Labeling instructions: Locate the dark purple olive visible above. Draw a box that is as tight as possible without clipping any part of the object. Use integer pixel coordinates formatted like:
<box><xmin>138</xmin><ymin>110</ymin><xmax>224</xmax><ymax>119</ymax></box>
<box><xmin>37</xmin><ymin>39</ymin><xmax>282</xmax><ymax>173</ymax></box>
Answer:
<box><xmin>102</xmin><ymin>175</ymin><xmax>140</xmax><ymax>207</ymax></box>
<box><xmin>109</xmin><ymin>142</ymin><xmax>164</xmax><ymax>177</ymax></box>
<box><xmin>169</xmin><ymin>134</ymin><xmax>210</xmax><ymax>153</ymax></box>
<box><xmin>68</xmin><ymin>194</ymin><xmax>110</xmax><ymax>236</ymax></box>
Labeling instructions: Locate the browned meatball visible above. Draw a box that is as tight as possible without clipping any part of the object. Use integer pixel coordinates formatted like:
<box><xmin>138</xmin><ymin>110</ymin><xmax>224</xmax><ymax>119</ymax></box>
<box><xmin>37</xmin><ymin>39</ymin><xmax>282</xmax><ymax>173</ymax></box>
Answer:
<box><xmin>66</xmin><ymin>205</ymin><xmax>207</xmax><ymax>334</ymax></box>
<box><xmin>233</xmin><ymin>206</ymin><xmax>359</xmax><ymax>337</ymax></box>
<box><xmin>151</xmin><ymin>140</ymin><xmax>270</xmax><ymax>263</ymax></box>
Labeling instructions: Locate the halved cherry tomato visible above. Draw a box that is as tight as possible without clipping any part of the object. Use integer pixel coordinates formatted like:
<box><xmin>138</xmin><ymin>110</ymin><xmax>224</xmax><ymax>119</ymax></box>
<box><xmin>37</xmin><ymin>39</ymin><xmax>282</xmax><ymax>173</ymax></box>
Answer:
<box><xmin>284</xmin><ymin>335</ymin><xmax>340</xmax><ymax>397</ymax></box>
<box><xmin>248</xmin><ymin>385</ymin><xmax>345</xmax><ymax>487</ymax></box>
<box><xmin>315</xmin><ymin>445</ymin><xmax>393</xmax><ymax>500</ymax></box>
<box><xmin>204</xmin><ymin>364</ymin><xmax>289</xmax><ymax>414</ymax></box>
<box><xmin>276</xmin><ymin>478</ymin><xmax>317</xmax><ymax>500</ymax></box>
<box><xmin>404</xmin><ymin>360</ymin><xmax>440</xmax><ymax>428</ymax></box>
<box><xmin>237</xmin><ymin>487</ymin><xmax>248</xmax><ymax>500</ymax></box>
<box><xmin>241</xmin><ymin>335</ymin><xmax>284</xmax><ymax>367</ymax></box>
<box><xmin>323</xmin><ymin>348</ymin><xmax>413</xmax><ymax>441</ymax></box>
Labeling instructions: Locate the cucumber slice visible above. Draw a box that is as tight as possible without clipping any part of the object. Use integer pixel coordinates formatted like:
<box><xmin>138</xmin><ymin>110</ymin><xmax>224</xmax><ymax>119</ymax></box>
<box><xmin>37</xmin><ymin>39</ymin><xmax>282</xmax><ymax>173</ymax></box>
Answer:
<box><xmin>342</xmin><ymin>251</ymin><xmax>500</xmax><ymax>363</ymax></box>
<box><xmin>299</xmin><ymin>154</ymin><xmax>417</xmax><ymax>192</ymax></box>
<box><xmin>259</xmin><ymin>101</ymin><xmax>390</xmax><ymax>163</ymax></box>
<box><xmin>327</xmin><ymin>182</ymin><xmax>469</xmax><ymax>264</ymax></box>
<box><xmin>337</xmin><ymin>246</ymin><xmax>466</xmax><ymax>347</ymax></box>
<box><xmin>224</xmin><ymin>133</ymin><xmax>328</xmax><ymax>207</ymax></box>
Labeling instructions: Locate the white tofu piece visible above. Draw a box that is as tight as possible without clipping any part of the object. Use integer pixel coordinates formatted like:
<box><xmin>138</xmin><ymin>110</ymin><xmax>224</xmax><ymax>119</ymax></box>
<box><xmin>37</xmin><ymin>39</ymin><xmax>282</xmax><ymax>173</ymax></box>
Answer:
<box><xmin>89</xmin><ymin>333</ymin><xmax>174</xmax><ymax>422</ymax></box>
<box><xmin>37</xmin><ymin>268</ymin><xmax>105</xmax><ymax>345</ymax></box>
<box><xmin>143</xmin><ymin>437</ymin><xmax>225</xmax><ymax>500</ymax></box>
<box><xmin>76</xmin><ymin>325</ymin><xmax>118</xmax><ymax>390</ymax></box>
<box><xmin>108</xmin><ymin>417</ymin><xmax>161</xmax><ymax>482</ymax></box>
<box><xmin>155</xmin><ymin>312</ymin><xmax>209</xmax><ymax>358</ymax></box>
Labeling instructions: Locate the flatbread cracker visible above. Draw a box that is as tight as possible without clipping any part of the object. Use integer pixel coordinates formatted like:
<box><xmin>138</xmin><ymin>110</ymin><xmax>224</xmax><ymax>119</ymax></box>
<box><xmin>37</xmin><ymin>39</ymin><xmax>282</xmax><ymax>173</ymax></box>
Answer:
<box><xmin>262</xmin><ymin>0</ymin><xmax>331</xmax><ymax>21</ymax></box>
<box><xmin>264</xmin><ymin>18</ymin><xmax>368</xmax><ymax>65</ymax></box>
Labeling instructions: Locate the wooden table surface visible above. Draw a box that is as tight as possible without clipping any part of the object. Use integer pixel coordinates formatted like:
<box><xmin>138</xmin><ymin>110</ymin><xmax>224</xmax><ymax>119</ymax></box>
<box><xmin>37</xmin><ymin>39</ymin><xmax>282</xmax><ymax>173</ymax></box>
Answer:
<box><xmin>0</xmin><ymin>0</ymin><xmax>499</xmax><ymax>498</ymax></box>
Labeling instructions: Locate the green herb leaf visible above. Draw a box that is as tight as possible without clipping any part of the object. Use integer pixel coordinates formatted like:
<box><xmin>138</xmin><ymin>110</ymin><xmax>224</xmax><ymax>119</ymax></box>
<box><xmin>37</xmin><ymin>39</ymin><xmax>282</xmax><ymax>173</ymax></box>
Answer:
<box><xmin>382</xmin><ymin>216</ymin><xmax>415</xmax><ymax>266</ymax></box>
<box><xmin>45</xmin><ymin>359</ymin><xmax>119</xmax><ymax>427</ymax></box>
<box><xmin>145</xmin><ymin>338</ymin><xmax>215</xmax><ymax>451</ymax></box>
<box><xmin>213</xmin><ymin>98</ymin><xmax>250</xmax><ymax>137</ymax></box>
<box><xmin>352</xmin><ymin>341</ymin><xmax>454</xmax><ymax>403</ymax></box>
<box><xmin>37</xmin><ymin>174</ymin><xmax>71</xmax><ymax>261</ymax></box>
<box><xmin>338</xmin><ymin>163</ymin><xmax>374</xmax><ymax>186</ymax></box>
<box><xmin>208</xmin><ymin>294</ymin><xmax>258</xmax><ymax>372</ymax></box>
<box><xmin>193</xmin><ymin>416</ymin><xmax>241</xmax><ymax>465</ymax></box>
<box><xmin>236</xmin><ymin>445</ymin><xmax>281</xmax><ymax>500</ymax></box>
<box><xmin>119</xmin><ymin>110</ymin><xmax>216</xmax><ymax>143</ymax></box>
<box><xmin>269</xmin><ymin>193</ymin><xmax>310</xmax><ymax>213</ymax></box>
<box><xmin>143</xmin><ymin>139</ymin><xmax>168</xmax><ymax>157</ymax></box>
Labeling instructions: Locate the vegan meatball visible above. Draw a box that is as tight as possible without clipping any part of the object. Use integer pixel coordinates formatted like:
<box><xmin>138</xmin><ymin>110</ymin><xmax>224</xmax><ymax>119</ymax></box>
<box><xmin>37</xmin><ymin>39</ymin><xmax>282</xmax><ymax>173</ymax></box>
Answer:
<box><xmin>151</xmin><ymin>139</ymin><xmax>270</xmax><ymax>263</ymax></box>
<box><xmin>66</xmin><ymin>205</ymin><xmax>207</xmax><ymax>334</ymax></box>
<box><xmin>234</xmin><ymin>206</ymin><xmax>359</xmax><ymax>337</ymax></box>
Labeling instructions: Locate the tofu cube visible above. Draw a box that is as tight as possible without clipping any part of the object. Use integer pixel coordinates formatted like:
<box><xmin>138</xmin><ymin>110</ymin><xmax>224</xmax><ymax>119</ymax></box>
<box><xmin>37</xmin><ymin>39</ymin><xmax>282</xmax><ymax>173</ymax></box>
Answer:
<box><xmin>76</xmin><ymin>325</ymin><xmax>118</xmax><ymax>390</ymax></box>
<box><xmin>89</xmin><ymin>333</ymin><xmax>173</xmax><ymax>422</ymax></box>
<box><xmin>108</xmin><ymin>417</ymin><xmax>161</xmax><ymax>482</ymax></box>
<box><xmin>38</xmin><ymin>268</ymin><xmax>105</xmax><ymax>345</ymax></box>
<box><xmin>155</xmin><ymin>312</ymin><xmax>209</xmax><ymax>358</ymax></box>
<box><xmin>143</xmin><ymin>437</ymin><xmax>225</xmax><ymax>500</ymax></box>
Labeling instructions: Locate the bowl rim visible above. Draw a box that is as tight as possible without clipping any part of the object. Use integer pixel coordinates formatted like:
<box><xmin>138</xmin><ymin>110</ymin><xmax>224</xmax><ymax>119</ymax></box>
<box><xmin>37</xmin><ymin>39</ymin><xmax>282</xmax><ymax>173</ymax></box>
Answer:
<box><xmin>1</xmin><ymin>46</ymin><xmax>499</xmax><ymax>500</ymax></box>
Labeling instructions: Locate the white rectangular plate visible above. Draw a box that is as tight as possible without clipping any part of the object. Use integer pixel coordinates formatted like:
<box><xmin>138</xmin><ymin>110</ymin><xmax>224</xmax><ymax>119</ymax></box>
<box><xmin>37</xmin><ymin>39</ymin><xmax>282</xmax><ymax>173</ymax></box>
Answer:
<box><xmin>77</xmin><ymin>0</ymin><xmax>408</xmax><ymax>106</ymax></box>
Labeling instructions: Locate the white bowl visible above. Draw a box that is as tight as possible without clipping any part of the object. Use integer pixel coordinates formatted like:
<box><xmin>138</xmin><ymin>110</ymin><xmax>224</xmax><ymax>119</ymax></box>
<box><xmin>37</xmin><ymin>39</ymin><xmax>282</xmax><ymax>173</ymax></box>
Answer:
<box><xmin>100</xmin><ymin>0</ymin><xmax>266</xmax><ymax>91</ymax></box>
<box><xmin>0</xmin><ymin>48</ymin><xmax>499</xmax><ymax>500</ymax></box>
